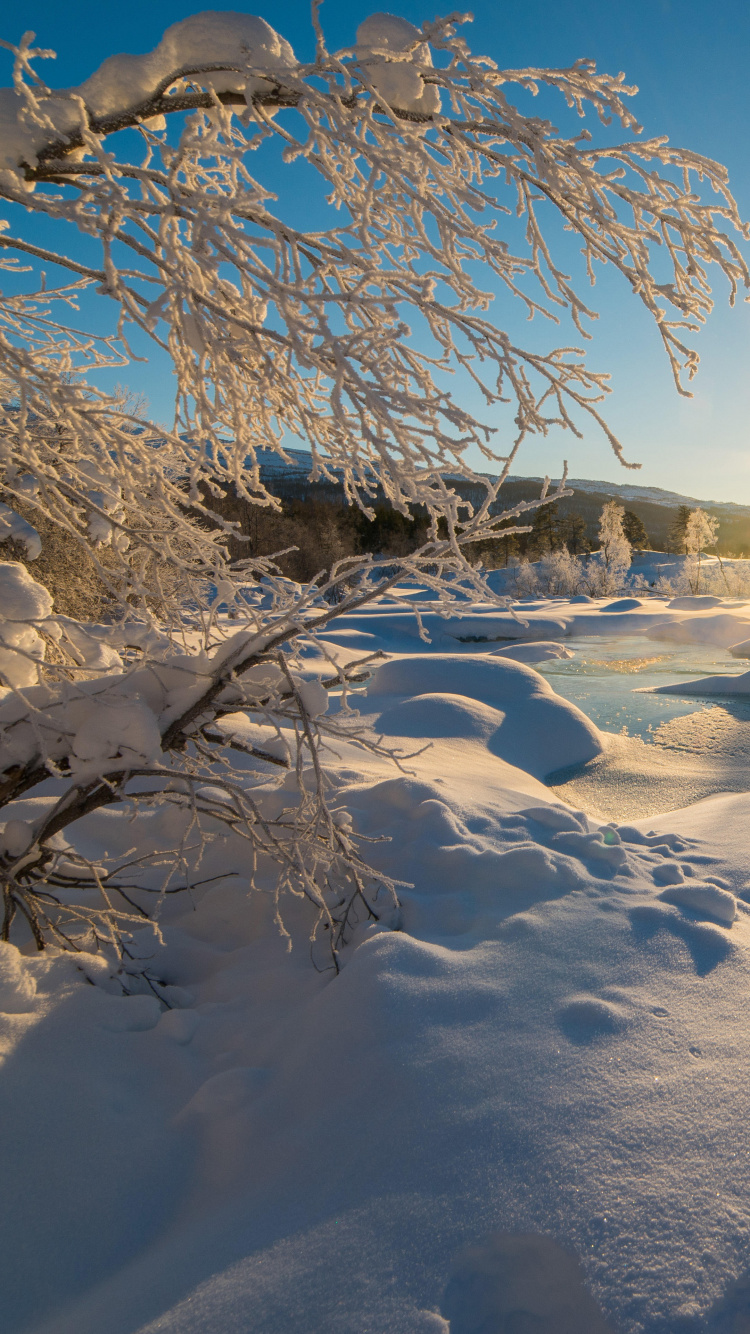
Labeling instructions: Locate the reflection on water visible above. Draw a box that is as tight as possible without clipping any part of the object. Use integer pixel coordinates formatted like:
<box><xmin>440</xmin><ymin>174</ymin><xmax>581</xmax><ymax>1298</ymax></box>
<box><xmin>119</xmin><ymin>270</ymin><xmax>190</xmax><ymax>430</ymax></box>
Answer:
<box><xmin>536</xmin><ymin>636</ymin><xmax>750</xmax><ymax>742</ymax></box>
<box><xmin>585</xmin><ymin>655</ymin><xmax>666</xmax><ymax>673</ymax></box>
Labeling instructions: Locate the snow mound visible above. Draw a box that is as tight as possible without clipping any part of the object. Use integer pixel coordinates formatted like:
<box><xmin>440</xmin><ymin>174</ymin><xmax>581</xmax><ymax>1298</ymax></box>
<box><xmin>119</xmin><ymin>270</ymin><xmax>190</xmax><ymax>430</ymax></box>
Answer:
<box><xmin>375</xmin><ymin>692</ymin><xmax>505</xmax><ymax>740</ymax></box>
<box><xmin>600</xmin><ymin>598</ymin><xmax>646</xmax><ymax>612</ymax></box>
<box><xmin>659</xmin><ymin>883</ymin><xmax>737</xmax><ymax>925</ymax></box>
<box><xmin>668</xmin><ymin>595</ymin><xmax>723</xmax><ymax>609</ymax></box>
<box><xmin>647</xmin><ymin>670</ymin><xmax>750</xmax><ymax>697</ymax></box>
<box><xmin>367</xmin><ymin>654</ymin><xmax>602</xmax><ymax>778</ymax></box>
<box><xmin>557</xmin><ymin>994</ymin><xmax>629</xmax><ymax>1041</ymax></box>
<box><xmin>646</xmin><ymin>613</ymin><xmax>750</xmax><ymax>648</ymax></box>
<box><xmin>729</xmin><ymin>639</ymin><xmax>750</xmax><ymax>658</ymax></box>
<box><xmin>491</xmin><ymin>641</ymin><xmax>573</xmax><ymax>663</ymax></box>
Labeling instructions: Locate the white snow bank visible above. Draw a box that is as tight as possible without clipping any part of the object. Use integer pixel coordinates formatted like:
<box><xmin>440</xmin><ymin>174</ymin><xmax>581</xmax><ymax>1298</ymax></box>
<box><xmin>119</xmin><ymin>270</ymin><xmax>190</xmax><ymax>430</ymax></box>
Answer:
<box><xmin>366</xmin><ymin>654</ymin><xmax>602</xmax><ymax>778</ymax></box>
<box><xmin>646</xmin><ymin>669</ymin><xmax>750</xmax><ymax>697</ymax></box>
<box><xmin>659</xmin><ymin>881</ymin><xmax>737</xmax><ymax>925</ymax></box>
<box><xmin>667</xmin><ymin>595</ymin><xmax>724</xmax><ymax>610</ymax></box>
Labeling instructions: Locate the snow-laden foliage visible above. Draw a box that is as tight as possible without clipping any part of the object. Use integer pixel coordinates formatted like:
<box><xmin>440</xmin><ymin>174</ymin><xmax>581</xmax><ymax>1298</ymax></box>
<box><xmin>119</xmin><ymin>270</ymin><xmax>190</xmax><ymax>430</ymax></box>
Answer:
<box><xmin>0</xmin><ymin>8</ymin><xmax>747</xmax><ymax>978</ymax></box>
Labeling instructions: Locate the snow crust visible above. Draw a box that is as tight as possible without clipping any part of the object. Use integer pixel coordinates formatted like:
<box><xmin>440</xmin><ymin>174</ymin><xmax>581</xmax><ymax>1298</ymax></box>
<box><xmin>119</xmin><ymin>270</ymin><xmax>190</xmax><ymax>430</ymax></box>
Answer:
<box><xmin>5</xmin><ymin>593</ymin><xmax>750</xmax><ymax>1332</ymax></box>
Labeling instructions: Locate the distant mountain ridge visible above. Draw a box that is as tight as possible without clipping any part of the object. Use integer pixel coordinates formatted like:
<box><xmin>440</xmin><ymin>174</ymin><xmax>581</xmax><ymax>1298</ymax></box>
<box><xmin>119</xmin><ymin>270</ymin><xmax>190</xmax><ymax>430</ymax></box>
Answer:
<box><xmin>527</xmin><ymin>476</ymin><xmax>750</xmax><ymax>517</ymax></box>
<box><xmin>254</xmin><ymin>446</ymin><xmax>750</xmax><ymax>518</ymax></box>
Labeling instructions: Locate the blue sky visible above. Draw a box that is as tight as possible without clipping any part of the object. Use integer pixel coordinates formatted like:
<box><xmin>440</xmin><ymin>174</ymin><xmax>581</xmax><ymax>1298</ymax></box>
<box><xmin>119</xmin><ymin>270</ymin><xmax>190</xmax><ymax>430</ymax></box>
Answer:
<box><xmin>3</xmin><ymin>0</ymin><xmax>750</xmax><ymax>501</ymax></box>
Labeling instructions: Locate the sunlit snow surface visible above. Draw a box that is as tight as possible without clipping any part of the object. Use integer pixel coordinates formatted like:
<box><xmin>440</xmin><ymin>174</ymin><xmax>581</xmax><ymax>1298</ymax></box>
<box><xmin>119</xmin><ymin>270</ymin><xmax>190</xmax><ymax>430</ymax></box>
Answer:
<box><xmin>7</xmin><ymin>595</ymin><xmax>750</xmax><ymax>1334</ymax></box>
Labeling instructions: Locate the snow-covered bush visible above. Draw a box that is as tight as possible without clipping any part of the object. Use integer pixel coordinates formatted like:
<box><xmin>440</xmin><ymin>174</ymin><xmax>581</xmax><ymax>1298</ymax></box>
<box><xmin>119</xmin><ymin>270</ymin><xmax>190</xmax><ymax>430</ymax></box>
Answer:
<box><xmin>536</xmin><ymin>548</ymin><xmax>586</xmax><ymax>597</ymax></box>
<box><xmin>512</xmin><ymin>560</ymin><xmax>541</xmax><ymax>598</ymax></box>
<box><xmin>0</xmin><ymin>10</ymin><xmax>746</xmax><ymax>978</ymax></box>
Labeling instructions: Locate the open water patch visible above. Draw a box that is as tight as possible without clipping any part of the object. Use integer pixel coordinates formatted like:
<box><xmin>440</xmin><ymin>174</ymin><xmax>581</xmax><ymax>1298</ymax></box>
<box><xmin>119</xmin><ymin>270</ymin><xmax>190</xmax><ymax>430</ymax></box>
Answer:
<box><xmin>535</xmin><ymin>635</ymin><xmax>750</xmax><ymax>742</ymax></box>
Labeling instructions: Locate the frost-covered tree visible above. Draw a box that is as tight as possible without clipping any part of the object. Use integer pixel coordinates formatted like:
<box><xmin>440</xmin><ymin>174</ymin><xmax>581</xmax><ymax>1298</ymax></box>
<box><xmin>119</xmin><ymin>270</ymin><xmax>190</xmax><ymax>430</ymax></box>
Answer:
<box><xmin>0</xmin><ymin>8</ymin><xmax>747</xmax><ymax>975</ymax></box>
<box><xmin>585</xmin><ymin>501</ymin><xmax>631</xmax><ymax>595</ymax></box>
<box><xmin>684</xmin><ymin>506</ymin><xmax>719</xmax><ymax>592</ymax></box>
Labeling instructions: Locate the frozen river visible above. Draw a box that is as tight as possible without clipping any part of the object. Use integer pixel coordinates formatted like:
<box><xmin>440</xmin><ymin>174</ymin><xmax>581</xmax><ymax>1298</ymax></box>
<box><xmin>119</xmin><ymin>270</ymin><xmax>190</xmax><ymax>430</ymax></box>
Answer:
<box><xmin>536</xmin><ymin>635</ymin><xmax>750</xmax><ymax>819</ymax></box>
<box><xmin>536</xmin><ymin>634</ymin><xmax>750</xmax><ymax>741</ymax></box>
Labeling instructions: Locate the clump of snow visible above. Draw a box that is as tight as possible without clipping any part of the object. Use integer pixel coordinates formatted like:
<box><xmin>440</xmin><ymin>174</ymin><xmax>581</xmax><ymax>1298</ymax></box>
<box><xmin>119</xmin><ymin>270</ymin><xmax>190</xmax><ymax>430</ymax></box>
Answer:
<box><xmin>668</xmin><ymin>595</ymin><xmax>723</xmax><ymax>610</ymax></box>
<box><xmin>0</xmin><ymin>503</ymin><xmax>41</xmax><ymax>560</ymax></box>
<box><xmin>0</xmin><ymin>561</ymin><xmax>52</xmax><ymax>621</ymax></box>
<box><xmin>648</xmin><ymin>669</ymin><xmax>750</xmax><ymax>697</ymax></box>
<box><xmin>729</xmin><ymin>638</ymin><xmax>750</xmax><ymax>658</ymax></box>
<box><xmin>0</xmin><ymin>13</ymin><xmax>297</xmax><ymax>169</ymax></box>
<box><xmin>491</xmin><ymin>641</ymin><xmax>573</xmax><ymax>663</ymax></box>
<box><xmin>0</xmin><ymin>562</ymin><xmax>54</xmax><ymax>687</ymax></box>
<box><xmin>70</xmin><ymin>699</ymin><xmax>162</xmax><ymax>771</ymax></box>
<box><xmin>0</xmin><ymin>818</ymin><xmax>34</xmax><ymax>857</ymax></box>
<box><xmin>356</xmin><ymin>13</ymin><xmax>441</xmax><ymax>115</ymax></box>
<box><xmin>0</xmin><ymin>941</ymin><xmax>36</xmax><ymax>1012</ymax></box>
<box><xmin>646</xmin><ymin>612</ymin><xmax>750</xmax><ymax>648</ymax></box>
<box><xmin>366</xmin><ymin>653</ymin><xmax>602</xmax><ymax>778</ymax></box>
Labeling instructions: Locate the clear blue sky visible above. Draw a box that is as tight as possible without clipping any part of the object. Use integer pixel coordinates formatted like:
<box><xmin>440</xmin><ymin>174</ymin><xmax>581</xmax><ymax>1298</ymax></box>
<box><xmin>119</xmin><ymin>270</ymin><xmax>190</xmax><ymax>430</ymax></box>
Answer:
<box><xmin>4</xmin><ymin>0</ymin><xmax>750</xmax><ymax>501</ymax></box>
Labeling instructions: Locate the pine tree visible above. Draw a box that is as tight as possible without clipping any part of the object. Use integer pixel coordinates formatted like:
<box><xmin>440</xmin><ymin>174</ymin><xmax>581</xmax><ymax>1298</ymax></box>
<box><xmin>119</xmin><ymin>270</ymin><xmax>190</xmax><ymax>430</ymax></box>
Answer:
<box><xmin>622</xmin><ymin>510</ymin><xmax>649</xmax><ymax>549</ymax></box>
<box><xmin>667</xmin><ymin>505</ymin><xmax>693</xmax><ymax>554</ymax></box>
<box><xmin>528</xmin><ymin>503</ymin><xmax>560</xmax><ymax>557</ymax></box>
<box><xmin>557</xmin><ymin>513</ymin><xmax>590</xmax><ymax>556</ymax></box>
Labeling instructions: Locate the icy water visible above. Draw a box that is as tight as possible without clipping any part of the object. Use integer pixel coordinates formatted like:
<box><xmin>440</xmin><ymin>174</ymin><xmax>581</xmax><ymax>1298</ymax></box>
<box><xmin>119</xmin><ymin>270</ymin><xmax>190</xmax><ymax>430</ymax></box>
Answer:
<box><xmin>535</xmin><ymin>635</ymin><xmax>750</xmax><ymax>741</ymax></box>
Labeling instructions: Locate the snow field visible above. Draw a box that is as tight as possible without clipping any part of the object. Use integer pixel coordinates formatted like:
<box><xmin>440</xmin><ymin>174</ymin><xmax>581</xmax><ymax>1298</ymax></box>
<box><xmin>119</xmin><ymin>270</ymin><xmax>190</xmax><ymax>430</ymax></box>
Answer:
<box><xmin>4</xmin><ymin>594</ymin><xmax>750</xmax><ymax>1331</ymax></box>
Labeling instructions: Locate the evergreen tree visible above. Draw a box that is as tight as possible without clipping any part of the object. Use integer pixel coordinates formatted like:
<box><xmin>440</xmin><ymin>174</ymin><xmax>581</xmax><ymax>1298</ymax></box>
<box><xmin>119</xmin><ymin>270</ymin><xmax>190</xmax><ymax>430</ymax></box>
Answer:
<box><xmin>667</xmin><ymin>505</ymin><xmax>693</xmax><ymax>554</ymax></box>
<box><xmin>557</xmin><ymin>512</ymin><xmax>590</xmax><ymax>556</ymax></box>
<box><xmin>622</xmin><ymin>510</ymin><xmax>649</xmax><ymax>549</ymax></box>
<box><xmin>528</xmin><ymin>503</ymin><xmax>560</xmax><ymax>557</ymax></box>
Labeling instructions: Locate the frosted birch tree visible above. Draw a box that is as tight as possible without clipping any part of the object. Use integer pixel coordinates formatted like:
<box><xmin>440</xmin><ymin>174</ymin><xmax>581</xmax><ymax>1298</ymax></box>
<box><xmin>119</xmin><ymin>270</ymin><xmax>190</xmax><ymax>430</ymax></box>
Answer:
<box><xmin>0</xmin><ymin>8</ymin><xmax>747</xmax><ymax>976</ymax></box>
<box><xmin>585</xmin><ymin>501</ymin><xmax>631</xmax><ymax>595</ymax></box>
<box><xmin>684</xmin><ymin>507</ymin><xmax>719</xmax><ymax>592</ymax></box>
